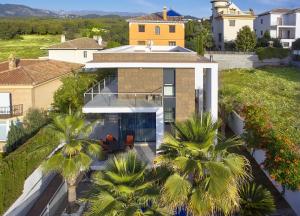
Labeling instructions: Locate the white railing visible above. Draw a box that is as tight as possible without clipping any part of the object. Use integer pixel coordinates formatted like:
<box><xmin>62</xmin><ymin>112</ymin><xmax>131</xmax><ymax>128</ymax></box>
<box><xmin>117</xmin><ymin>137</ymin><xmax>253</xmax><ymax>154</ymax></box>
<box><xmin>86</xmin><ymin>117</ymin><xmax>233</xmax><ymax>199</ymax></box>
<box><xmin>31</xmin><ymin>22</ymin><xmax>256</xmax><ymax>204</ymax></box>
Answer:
<box><xmin>84</xmin><ymin>76</ymin><xmax>116</xmax><ymax>104</ymax></box>
<box><xmin>39</xmin><ymin>181</ymin><xmax>67</xmax><ymax>216</ymax></box>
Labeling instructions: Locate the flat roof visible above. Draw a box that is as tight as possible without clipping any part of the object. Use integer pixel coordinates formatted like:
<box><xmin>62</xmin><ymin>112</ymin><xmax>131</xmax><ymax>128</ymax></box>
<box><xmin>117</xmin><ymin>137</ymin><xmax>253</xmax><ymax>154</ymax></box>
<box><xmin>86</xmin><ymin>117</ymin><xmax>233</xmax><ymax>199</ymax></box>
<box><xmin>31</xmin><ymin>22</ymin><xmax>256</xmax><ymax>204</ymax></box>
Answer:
<box><xmin>89</xmin><ymin>45</ymin><xmax>214</xmax><ymax>64</ymax></box>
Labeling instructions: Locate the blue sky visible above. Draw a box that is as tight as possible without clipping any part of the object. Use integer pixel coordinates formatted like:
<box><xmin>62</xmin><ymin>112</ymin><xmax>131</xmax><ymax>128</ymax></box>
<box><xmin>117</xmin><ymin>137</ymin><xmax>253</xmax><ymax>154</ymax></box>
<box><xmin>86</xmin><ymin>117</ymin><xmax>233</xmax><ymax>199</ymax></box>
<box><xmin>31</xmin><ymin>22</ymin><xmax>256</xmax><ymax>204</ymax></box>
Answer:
<box><xmin>0</xmin><ymin>0</ymin><xmax>299</xmax><ymax>17</ymax></box>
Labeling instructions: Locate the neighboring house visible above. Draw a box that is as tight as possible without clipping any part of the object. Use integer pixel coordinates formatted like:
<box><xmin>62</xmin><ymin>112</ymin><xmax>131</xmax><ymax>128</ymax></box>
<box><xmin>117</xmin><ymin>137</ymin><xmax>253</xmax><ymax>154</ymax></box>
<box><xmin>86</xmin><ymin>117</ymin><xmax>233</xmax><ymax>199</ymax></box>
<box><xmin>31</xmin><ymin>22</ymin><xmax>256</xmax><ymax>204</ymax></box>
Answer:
<box><xmin>211</xmin><ymin>0</ymin><xmax>256</xmax><ymax>50</ymax></box>
<box><xmin>44</xmin><ymin>36</ymin><xmax>106</xmax><ymax>64</ymax></box>
<box><xmin>0</xmin><ymin>56</ymin><xmax>82</xmax><ymax>147</ymax></box>
<box><xmin>82</xmin><ymin>45</ymin><xmax>218</xmax><ymax>152</ymax></box>
<box><xmin>127</xmin><ymin>7</ymin><xmax>185</xmax><ymax>47</ymax></box>
<box><xmin>254</xmin><ymin>8</ymin><xmax>300</xmax><ymax>48</ymax></box>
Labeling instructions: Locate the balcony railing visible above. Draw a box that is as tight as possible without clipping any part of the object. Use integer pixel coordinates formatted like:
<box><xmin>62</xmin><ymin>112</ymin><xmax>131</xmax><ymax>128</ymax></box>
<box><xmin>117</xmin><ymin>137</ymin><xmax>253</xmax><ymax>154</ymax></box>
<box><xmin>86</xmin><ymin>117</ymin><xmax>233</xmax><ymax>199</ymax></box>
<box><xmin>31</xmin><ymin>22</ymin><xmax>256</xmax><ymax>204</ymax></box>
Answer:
<box><xmin>0</xmin><ymin>104</ymin><xmax>23</xmax><ymax>118</ymax></box>
<box><xmin>84</xmin><ymin>93</ymin><xmax>163</xmax><ymax>107</ymax></box>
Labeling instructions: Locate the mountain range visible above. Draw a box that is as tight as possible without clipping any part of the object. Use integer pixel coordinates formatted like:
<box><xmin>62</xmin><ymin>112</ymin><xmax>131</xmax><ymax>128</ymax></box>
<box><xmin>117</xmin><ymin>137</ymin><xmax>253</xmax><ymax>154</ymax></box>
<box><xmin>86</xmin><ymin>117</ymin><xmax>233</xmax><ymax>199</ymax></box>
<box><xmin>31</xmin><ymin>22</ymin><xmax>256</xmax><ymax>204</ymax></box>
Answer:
<box><xmin>0</xmin><ymin>4</ymin><xmax>145</xmax><ymax>18</ymax></box>
<box><xmin>0</xmin><ymin>4</ymin><xmax>199</xmax><ymax>19</ymax></box>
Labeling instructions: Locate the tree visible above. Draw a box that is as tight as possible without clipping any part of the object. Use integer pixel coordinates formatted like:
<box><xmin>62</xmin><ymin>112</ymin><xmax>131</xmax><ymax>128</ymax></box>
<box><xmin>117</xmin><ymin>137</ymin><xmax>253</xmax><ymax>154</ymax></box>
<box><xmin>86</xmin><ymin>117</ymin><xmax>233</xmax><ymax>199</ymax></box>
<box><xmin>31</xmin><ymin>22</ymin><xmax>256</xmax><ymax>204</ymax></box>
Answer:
<box><xmin>87</xmin><ymin>152</ymin><xmax>165</xmax><ymax>215</ymax></box>
<box><xmin>236</xmin><ymin>26</ymin><xmax>257</xmax><ymax>52</ymax></box>
<box><xmin>239</xmin><ymin>182</ymin><xmax>275</xmax><ymax>216</ymax></box>
<box><xmin>155</xmin><ymin>113</ymin><xmax>250</xmax><ymax>216</ymax></box>
<box><xmin>292</xmin><ymin>38</ymin><xmax>300</xmax><ymax>50</ymax></box>
<box><xmin>42</xmin><ymin>113</ymin><xmax>102</xmax><ymax>213</ymax></box>
<box><xmin>6</xmin><ymin>121</ymin><xmax>26</xmax><ymax>152</ymax></box>
<box><xmin>53</xmin><ymin>72</ymin><xmax>96</xmax><ymax>114</ymax></box>
<box><xmin>196</xmin><ymin>35</ymin><xmax>204</xmax><ymax>56</ymax></box>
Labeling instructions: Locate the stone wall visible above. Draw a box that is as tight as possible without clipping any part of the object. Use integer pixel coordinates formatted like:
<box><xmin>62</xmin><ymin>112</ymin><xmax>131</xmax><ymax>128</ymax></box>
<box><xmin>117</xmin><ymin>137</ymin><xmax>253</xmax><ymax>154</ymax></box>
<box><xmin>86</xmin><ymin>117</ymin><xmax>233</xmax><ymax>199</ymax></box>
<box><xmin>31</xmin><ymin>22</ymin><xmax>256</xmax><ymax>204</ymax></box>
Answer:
<box><xmin>204</xmin><ymin>52</ymin><xmax>291</xmax><ymax>71</ymax></box>
<box><xmin>175</xmin><ymin>68</ymin><xmax>195</xmax><ymax>122</ymax></box>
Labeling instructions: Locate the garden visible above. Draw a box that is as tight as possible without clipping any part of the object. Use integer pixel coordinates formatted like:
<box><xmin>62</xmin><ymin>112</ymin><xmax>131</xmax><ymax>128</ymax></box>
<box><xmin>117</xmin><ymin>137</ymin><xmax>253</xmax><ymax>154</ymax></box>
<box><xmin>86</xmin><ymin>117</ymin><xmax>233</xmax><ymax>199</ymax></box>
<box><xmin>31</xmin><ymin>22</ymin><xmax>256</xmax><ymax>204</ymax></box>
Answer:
<box><xmin>220</xmin><ymin>66</ymin><xmax>300</xmax><ymax>192</ymax></box>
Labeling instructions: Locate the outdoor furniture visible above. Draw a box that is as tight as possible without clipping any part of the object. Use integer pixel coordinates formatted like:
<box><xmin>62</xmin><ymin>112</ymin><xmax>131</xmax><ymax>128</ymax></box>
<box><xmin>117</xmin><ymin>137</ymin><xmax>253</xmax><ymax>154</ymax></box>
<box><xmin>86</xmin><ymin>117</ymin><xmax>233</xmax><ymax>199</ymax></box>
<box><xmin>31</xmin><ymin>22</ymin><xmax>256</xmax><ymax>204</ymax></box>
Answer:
<box><xmin>124</xmin><ymin>135</ymin><xmax>134</xmax><ymax>149</ymax></box>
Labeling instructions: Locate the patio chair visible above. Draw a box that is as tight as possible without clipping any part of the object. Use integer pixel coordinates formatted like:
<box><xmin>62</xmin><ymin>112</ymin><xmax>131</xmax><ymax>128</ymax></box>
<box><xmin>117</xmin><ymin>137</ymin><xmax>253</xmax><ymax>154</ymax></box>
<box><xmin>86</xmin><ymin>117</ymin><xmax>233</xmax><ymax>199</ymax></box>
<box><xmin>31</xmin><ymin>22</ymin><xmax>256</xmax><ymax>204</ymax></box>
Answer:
<box><xmin>124</xmin><ymin>135</ymin><xmax>134</xmax><ymax>149</ymax></box>
<box><xmin>105</xmin><ymin>134</ymin><xmax>119</xmax><ymax>152</ymax></box>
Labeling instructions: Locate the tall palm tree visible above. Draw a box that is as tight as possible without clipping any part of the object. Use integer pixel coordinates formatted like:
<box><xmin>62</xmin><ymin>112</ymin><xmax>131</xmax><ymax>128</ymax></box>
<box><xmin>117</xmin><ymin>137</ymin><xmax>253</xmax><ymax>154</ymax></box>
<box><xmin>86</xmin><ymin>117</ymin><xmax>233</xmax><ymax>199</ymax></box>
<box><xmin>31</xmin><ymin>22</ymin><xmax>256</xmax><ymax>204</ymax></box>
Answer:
<box><xmin>43</xmin><ymin>113</ymin><xmax>102</xmax><ymax>213</ymax></box>
<box><xmin>239</xmin><ymin>182</ymin><xmax>275</xmax><ymax>216</ymax></box>
<box><xmin>87</xmin><ymin>152</ymin><xmax>167</xmax><ymax>216</ymax></box>
<box><xmin>155</xmin><ymin>113</ymin><xmax>250</xmax><ymax>216</ymax></box>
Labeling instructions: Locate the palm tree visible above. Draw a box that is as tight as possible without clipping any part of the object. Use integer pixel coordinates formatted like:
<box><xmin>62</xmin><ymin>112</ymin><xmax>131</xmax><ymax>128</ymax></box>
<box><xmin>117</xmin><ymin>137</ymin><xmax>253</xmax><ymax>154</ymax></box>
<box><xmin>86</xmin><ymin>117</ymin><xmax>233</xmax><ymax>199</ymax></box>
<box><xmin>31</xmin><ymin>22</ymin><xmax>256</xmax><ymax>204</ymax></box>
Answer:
<box><xmin>43</xmin><ymin>113</ymin><xmax>102</xmax><ymax>213</ymax></box>
<box><xmin>155</xmin><ymin>113</ymin><xmax>250</xmax><ymax>216</ymax></box>
<box><xmin>239</xmin><ymin>182</ymin><xmax>275</xmax><ymax>216</ymax></box>
<box><xmin>87</xmin><ymin>152</ymin><xmax>167</xmax><ymax>216</ymax></box>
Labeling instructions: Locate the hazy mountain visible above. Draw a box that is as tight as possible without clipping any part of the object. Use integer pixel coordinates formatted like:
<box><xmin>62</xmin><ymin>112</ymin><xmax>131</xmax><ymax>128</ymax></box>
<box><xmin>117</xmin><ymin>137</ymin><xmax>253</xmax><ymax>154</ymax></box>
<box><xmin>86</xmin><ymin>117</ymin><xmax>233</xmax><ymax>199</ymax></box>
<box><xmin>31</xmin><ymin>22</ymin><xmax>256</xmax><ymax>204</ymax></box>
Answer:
<box><xmin>56</xmin><ymin>10</ymin><xmax>146</xmax><ymax>17</ymax></box>
<box><xmin>0</xmin><ymin>4</ymin><xmax>57</xmax><ymax>17</ymax></box>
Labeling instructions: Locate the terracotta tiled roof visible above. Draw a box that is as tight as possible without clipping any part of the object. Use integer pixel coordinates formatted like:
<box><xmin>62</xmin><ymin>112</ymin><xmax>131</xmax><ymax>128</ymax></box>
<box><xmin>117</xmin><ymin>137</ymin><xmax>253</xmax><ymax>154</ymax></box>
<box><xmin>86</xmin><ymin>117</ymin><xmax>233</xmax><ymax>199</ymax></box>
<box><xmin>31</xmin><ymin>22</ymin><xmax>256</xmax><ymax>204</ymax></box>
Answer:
<box><xmin>0</xmin><ymin>59</ymin><xmax>83</xmax><ymax>86</ymax></box>
<box><xmin>47</xmin><ymin>37</ymin><xmax>105</xmax><ymax>50</ymax></box>
<box><xmin>129</xmin><ymin>11</ymin><xmax>184</xmax><ymax>22</ymax></box>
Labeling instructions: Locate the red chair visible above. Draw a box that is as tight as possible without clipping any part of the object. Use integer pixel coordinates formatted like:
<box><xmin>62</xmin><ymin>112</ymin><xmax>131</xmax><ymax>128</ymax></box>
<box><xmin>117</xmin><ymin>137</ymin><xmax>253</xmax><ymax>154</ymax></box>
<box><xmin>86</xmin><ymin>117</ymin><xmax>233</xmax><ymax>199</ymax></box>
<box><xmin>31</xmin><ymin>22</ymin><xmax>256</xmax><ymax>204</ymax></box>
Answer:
<box><xmin>124</xmin><ymin>135</ymin><xmax>134</xmax><ymax>149</ymax></box>
<box><xmin>106</xmin><ymin>134</ymin><xmax>114</xmax><ymax>142</ymax></box>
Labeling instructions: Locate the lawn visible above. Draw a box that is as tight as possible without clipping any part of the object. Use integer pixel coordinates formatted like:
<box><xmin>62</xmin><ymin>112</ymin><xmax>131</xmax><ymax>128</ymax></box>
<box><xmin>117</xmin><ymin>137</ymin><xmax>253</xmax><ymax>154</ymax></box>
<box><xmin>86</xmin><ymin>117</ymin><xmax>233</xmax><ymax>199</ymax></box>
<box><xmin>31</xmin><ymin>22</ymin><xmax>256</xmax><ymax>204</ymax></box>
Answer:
<box><xmin>220</xmin><ymin>66</ymin><xmax>300</xmax><ymax>145</ymax></box>
<box><xmin>0</xmin><ymin>35</ymin><xmax>60</xmax><ymax>62</ymax></box>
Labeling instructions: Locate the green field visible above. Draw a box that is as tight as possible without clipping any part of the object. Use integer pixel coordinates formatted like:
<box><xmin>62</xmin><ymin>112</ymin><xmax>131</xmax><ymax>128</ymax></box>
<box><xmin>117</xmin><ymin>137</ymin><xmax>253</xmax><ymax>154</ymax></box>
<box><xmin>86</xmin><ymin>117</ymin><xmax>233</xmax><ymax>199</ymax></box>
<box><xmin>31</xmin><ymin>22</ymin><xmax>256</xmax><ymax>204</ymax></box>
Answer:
<box><xmin>0</xmin><ymin>35</ymin><xmax>60</xmax><ymax>62</ymax></box>
<box><xmin>220</xmin><ymin>66</ymin><xmax>300</xmax><ymax>144</ymax></box>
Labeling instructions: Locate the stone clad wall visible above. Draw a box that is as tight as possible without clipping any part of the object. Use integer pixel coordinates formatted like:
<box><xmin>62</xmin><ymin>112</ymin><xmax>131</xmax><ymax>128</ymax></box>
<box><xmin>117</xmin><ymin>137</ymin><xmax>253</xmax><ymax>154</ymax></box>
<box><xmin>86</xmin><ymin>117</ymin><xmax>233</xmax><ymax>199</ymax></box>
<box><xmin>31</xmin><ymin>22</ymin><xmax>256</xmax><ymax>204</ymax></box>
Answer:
<box><xmin>204</xmin><ymin>52</ymin><xmax>291</xmax><ymax>70</ymax></box>
<box><xmin>175</xmin><ymin>68</ymin><xmax>195</xmax><ymax>122</ymax></box>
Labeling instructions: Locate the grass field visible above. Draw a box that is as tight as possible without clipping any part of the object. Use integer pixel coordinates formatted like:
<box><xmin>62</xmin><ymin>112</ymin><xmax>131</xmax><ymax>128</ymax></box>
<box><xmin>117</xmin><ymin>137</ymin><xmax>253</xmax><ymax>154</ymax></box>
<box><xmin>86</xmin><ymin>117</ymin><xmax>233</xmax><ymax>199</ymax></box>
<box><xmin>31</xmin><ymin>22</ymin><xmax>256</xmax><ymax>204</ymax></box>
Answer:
<box><xmin>0</xmin><ymin>35</ymin><xmax>60</xmax><ymax>62</ymax></box>
<box><xmin>220</xmin><ymin>66</ymin><xmax>300</xmax><ymax>144</ymax></box>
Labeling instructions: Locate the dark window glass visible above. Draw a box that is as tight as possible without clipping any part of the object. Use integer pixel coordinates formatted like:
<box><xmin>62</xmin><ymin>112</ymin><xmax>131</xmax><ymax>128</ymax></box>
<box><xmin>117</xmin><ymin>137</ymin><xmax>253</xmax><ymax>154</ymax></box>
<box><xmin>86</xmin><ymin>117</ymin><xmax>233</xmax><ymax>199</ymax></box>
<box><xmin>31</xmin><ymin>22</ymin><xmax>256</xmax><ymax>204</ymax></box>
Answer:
<box><xmin>164</xmin><ymin>108</ymin><xmax>175</xmax><ymax>123</ymax></box>
<box><xmin>218</xmin><ymin>33</ymin><xmax>222</xmax><ymax>42</ymax></box>
<box><xmin>229</xmin><ymin>20</ymin><xmax>235</xmax><ymax>26</ymax></box>
<box><xmin>169</xmin><ymin>25</ymin><xmax>176</xmax><ymax>33</ymax></box>
<box><xmin>155</xmin><ymin>26</ymin><xmax>160</xmax><ymax>35</ymax></box>
<box><xmin>83</xmin><ymin>51</ymin><xmax>87</xmax><ymax>58</ymax></box>
<box><xmin>138</xmin><ymin>25</ymin><xmax>145</xmax><ymax>32</ymax></box>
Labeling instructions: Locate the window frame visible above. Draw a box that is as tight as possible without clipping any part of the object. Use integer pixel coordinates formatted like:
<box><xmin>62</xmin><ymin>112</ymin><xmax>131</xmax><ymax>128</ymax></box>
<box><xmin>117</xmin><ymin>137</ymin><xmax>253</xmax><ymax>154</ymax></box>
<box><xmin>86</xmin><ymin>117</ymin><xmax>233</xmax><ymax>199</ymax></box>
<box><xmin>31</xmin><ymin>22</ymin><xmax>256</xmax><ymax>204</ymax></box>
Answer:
<box><xmin>83</xmin><ymin>51</ymin><xmax>88</xmax><ymax>58</ymax></box>
<box><xmin>168</xmin><ymin>41</ymin><xmax>176</xmax><ymax>46</ymax></box>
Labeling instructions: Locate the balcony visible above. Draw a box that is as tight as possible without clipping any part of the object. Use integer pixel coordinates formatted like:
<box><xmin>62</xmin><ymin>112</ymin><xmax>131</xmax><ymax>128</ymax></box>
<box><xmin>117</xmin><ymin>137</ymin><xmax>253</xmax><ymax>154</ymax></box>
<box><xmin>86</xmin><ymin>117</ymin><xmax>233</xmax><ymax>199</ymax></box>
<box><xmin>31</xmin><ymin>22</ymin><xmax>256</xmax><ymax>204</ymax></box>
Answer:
<box><xmin>84</xmin><ymin>77</ymin><xmax>163</xmax><ymax>109</ymax></box>
<box><xmin>0</xmin><ymin>104</ymin><xmax>23</xmax><ymax>119</ymax></box>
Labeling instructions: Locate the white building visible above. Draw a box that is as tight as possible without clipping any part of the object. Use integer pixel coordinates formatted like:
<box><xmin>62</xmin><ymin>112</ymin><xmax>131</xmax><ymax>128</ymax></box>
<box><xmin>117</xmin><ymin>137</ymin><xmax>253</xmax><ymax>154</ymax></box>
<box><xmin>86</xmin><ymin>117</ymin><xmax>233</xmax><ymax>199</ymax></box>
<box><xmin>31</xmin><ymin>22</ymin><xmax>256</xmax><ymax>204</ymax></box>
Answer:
<box><xmin>254</xmin><ymin>8</ymin><xmax>300</xmax><ymax>48</ymax></box>
<box><xmin>45</xmin><ymin>36</ymin><xmax>105</xmax><ymax>64</ymax></box>
<box><xmin>211</xmin><ymin>0</ymin><xmax>256</xmax><ymax>50</ymax></box>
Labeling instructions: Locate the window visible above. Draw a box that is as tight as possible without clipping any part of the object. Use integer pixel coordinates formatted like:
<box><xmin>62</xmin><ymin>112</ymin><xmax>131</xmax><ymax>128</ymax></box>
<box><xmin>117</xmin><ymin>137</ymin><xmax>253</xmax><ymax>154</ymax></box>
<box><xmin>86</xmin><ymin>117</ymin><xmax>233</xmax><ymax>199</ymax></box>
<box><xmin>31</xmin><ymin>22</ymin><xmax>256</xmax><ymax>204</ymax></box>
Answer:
<box><xmin>260</xmin><ymin>19</ymin><xmax>263</xmax><ymax>24</ymax></box>
<box><xmin>138</xmin><ymin>25</ymin><xmax>145</xmax><ymax>32</ymax></box>
<box><xmin>169</xmin><ymin>41</ymin><xmax>176</xmax><ymax>46</ymax></box>
<box><xmin>218</xmin><ymin>33</ymin><xmax>222</xmax><ymax>42</ymax></box>
<box><xmin>261</xmin><ymin>31</ymin><xmax>263</xmax><ymax>36</ymax></box>
<box><xmin>282</xmin><ymin>42</ymin><xmax>289</xmax><ymax>48</ymax></box>
<box><xmin>164</xmin><ymin>108</ymin><xmax>175</xmax><ymax>123</ymax></box>
<box><xmin>229</xmin><ymin>20</ymin><xmax>235</xmax><ymax>27</ymax></box>
<box><xmin>155</xmin><ymin>26</ymin><xmax>160</xmax><ymax>35</ymax></box>
<box><xmin>83</xmin><ymin>51</ymin><xmax>87</xmax><ymax>58</ymax></box>
<box><xmin>137</xmin><ymin>41</ymin><xmax>146</xmax><ymax>45</ymax></box>
<box><xmin>164</xmin><ymin>85</ymin><xmax>175</xmax><ymax>96</ymax></box>
<box><xmin>169</xmin><ymin>25</ymin><xmax>176</xmax><ymax>33</ymax></box>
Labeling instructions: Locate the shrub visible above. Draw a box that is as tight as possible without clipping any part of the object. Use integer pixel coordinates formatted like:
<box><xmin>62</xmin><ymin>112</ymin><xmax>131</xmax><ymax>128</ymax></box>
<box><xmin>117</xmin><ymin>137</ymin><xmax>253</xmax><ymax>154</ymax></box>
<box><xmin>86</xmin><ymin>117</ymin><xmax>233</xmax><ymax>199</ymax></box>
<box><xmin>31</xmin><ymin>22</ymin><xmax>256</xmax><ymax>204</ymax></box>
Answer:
<box><xmin>0</xmin><ymin>128</ymin><xmax>60</xmax><ymax>215</ymax></box>
<box><xmin>5</xmin><ymin>108</ymin><xmax>49</xmax><ymax>153</ymax></box>
<box><xmin>239</xmin><ymin>182</ymin><xmax>275</xmax><ymax>216</ymax></box>
<box><xmin>242</xmin><ymin>105</ymin><xmax>300</xmax><ymax>191</ymax></box>
<box><xmin>53</xmin><ymin>72</ymin><xmax>96</xmax><ymax>114</ymax></box>
<box><xmin>236</xmin><ymin>26</ymin><xmax>257</xmax><ymax>52</ymax></box>
<box><xmin>292</xmin><ymin>38</ymin><xmax>300</xmax><ymax>50</ymax></box>
<box><xmin>256</xmin><ymin>47</ymin><xmax>290</xmax><ymax>60</ymax></box>
<box><xmin>6</xmin><ymin>121</ymin><xmax>26</xmax><ymax>153</ymax></box>
<box><xmin>196</xmin><ymin>35</ymin><xmax>204</xmax><ymax>56</ymax></box>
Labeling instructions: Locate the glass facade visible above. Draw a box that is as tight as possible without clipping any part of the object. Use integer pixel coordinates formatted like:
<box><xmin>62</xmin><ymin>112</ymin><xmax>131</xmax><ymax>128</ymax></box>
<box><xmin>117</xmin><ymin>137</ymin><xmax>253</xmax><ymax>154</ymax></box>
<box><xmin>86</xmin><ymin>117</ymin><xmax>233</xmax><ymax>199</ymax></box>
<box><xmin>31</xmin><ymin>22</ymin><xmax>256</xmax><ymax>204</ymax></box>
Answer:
<box><xmin>120</xmin><ymin>113</ymin><xmax>156</xmax><ymax>143</ymax></box>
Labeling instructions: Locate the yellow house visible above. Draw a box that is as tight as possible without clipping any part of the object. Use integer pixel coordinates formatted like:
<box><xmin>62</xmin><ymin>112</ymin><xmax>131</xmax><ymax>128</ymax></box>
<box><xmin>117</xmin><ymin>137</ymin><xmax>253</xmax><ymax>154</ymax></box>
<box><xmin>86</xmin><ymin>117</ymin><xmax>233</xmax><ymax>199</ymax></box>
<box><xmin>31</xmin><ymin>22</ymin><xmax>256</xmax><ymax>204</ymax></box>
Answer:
<box><xmin>128</xmin><ymin>7</ymin><xmax>185</xmax><ymax>47</ymax></box>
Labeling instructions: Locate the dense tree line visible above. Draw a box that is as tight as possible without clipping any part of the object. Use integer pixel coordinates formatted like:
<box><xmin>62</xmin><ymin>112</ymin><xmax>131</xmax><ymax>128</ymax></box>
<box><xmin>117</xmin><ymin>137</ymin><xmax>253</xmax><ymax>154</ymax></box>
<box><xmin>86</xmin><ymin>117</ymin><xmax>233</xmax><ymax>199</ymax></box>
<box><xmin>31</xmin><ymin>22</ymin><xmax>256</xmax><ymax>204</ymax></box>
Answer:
<box><xmin>0</xmin><ymin>17</ymin><xmax>128</xmax><ymax>44</ymax></box>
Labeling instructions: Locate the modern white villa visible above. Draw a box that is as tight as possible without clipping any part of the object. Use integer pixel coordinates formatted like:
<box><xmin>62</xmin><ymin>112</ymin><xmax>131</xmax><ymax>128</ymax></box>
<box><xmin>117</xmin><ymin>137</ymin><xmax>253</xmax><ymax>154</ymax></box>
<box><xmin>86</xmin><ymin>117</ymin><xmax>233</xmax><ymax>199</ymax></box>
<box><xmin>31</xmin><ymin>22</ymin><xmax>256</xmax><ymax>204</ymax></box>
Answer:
<box><xmin>254</xmin><ymin>8</ymin><xmax>300</xmax><ymax>48</ymax></box>
<box><xmin>211</xmin><ymin>0</ymin><xmax>256</xmax><ymax>50</ymax></box>
<box><xmin>82</xmin><ymin>45</ymin><xmax>218</xmax><ymax>151</ymax></box>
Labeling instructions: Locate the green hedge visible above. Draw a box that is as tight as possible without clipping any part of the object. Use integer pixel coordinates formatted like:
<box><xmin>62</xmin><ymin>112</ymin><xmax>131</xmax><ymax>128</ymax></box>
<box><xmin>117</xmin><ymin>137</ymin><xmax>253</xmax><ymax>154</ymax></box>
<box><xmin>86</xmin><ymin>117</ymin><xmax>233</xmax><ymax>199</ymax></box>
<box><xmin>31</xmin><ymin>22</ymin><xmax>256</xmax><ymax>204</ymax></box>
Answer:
<box><xmin>256</xmin><ymin>47</ymin><xmax>290</xmax><ymax>60</ymax></box>
<box><xmin>0</xmin><ymin>128</ymin><xmax>60</xmax><ymax>215</ymax></box>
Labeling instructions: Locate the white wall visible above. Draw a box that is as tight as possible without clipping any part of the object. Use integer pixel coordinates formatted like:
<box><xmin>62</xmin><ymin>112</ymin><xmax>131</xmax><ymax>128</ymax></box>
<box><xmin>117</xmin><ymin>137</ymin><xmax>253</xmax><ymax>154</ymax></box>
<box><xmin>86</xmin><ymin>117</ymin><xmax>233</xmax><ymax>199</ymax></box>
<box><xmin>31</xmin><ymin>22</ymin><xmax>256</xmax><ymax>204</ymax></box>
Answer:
<box><xmin>48</xmin><ymin>49</ymin><xmax>98</xmax><ymax>64</ymax></box>
<box><xmin>223</xmin><ymin>18</ymin><xmax>254</xmax><ymax>42</ymax></box>
<box><xmin>296</xmin><ymin>12</ymin><xmax>300</xmax><ymax>38</ymax></box>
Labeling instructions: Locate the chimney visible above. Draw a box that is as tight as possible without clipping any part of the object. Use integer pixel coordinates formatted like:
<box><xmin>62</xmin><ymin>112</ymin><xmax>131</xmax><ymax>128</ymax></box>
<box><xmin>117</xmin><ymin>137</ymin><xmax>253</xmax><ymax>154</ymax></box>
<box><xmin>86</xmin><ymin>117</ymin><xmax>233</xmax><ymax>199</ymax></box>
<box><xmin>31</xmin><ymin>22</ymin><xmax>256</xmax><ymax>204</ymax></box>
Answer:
<box><xmin>61</xmin><ymin>34</ymin><xmax>66</xmax><ymax>43</ymax></box>
<box><xmin>8</xmin><ymin>54</ymin><xmax>17</xmax><ymax>70</ymax></box>
<box><xmin>94</xmin><ymin>35</ymin><xmax>103</xmax><ymax>46</ymax></box>
<box><xmin>163</xmin><ymin>6</ymin><xmax>167</xmax><ymax>21</ymax></box>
